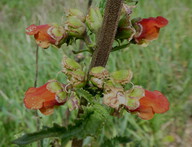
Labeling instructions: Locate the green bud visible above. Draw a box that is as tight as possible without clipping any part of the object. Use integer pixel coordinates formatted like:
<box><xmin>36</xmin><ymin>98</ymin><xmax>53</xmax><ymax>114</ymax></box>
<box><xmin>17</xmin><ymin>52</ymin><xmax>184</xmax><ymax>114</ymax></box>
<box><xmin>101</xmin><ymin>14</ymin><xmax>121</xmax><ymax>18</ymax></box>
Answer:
<box><xmin>116</xmin><ymin>26</ymin><xmax>136</xmax><ymax>41</ymax></box>
<box><xmin>62</xmin><ymin>55</ymin><xmax>82</xmax><ymax>71</ymax></box>
<box><xmin>46</xmin><ymin>79</ymin><xmax>68</xmax><ymax>103</ymax></box>
<box><xmin>86</xmin><ymin>7</ymin><xmax>103</xmax><ymax>34</ymax></box>
<box><xmin>89</xmin><ymin>66</ymin><xmax>109</xmax><ymax>79</ymax></box>
<box><xmin>111</xmin><ymin>70</ymin><xmax>133</xmax><ymax>85</ymax></box>
<box><xmin>116</xmin><ymin>4</ymin><xmax>136</xmax><ymax>40</ymax></box>
<box><xmin>56</xmin><ymin>91</ymin><xmax>68</xmax><ymax>103</ymax></box>
<box><xmin>69</xmin><ymin>69</ymin><xmax>86</xmax><ymax>88</ymax></box>
<box><xmin>89</xmin><ymin>66</ymin><xmax>109</xmax><ymax>88</ymax></box>
<box><xmin>67</xmin><ymin>9</ymin><xmax>85</xmax><ymax>22</ymax></box>
<box><xmin>47</xmin><ymin>24</ymin><xmax>68</xmax><ymax>47</ymax></box>
<box><xmin>127</xmin><ymin>86</ymin><xmax>145</xmax><ymax>99</ymax></box>
<box><xmin>46</xmin><ymin>79</ymin><xmax>63</xmax><ymax>93</ymax></box>
<box><xmin>104</xmin><ymin>80</ymin><xmax>123</xmax><ymax>92</ymax></box>
<box><xmin>131</xmin><ymin>17</ymin><xmax>142</xmax><ymax>38</ymax></box>
<box><xmin>126</xmin><ymin>98</ymin><xmax>140</xmax><ymax>110</ymax></box>
<box><xmin>65</xmin><ymin>16</ymin><xmax>86</xmax><ymax>38</ymax></box>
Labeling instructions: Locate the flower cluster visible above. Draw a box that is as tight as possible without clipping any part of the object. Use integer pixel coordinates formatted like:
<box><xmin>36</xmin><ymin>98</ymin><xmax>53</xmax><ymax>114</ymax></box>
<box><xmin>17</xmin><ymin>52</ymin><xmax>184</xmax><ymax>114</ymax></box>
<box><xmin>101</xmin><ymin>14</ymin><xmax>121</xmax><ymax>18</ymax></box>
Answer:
<box><xmin>116</xmin><ymin>4</ymin><xmax>168</xmax><ymax>46</ymax></box>
<box><xmin>89</xmin><ymin>66</ymin><xmax>169</xmax><ymax>120</ymax></box>
<box><xmin>24</xmin><ymin>4</ymin><xmax>169</xmax><ymax>120</ymax></box>
<box><xmin>25</xmin><ymin>4</ymin><xmax>168</xmax><ymax>50</ymax></box>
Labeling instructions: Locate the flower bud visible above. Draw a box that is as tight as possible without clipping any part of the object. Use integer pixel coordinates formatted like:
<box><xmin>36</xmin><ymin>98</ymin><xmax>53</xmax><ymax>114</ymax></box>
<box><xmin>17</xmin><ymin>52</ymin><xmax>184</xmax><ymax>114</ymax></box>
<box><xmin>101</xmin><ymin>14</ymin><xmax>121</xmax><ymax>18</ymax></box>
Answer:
<box><xmin>65</xmin><ymin>16</ymin><xmax>86</xmax><ymax>38</ymax></box>
<box><xmin>111</xmin><ymin>70</ymin><xmax>133</xmax><ymax>85</ymax></box>
<box><xmin>127</xmin><ymin>86</ymin><xmax>145</xmax><ymax>99</ymax></box>
<box><xmin>89</xmin><ymin>66</ymin><xmax>109</xmax><ymax>79</ymax></box>
<box><xmin>116</xmin><ymin>4</ymin><xmax>136</xmax><ymax>41</ymax></box>
<box><xmin>103</xmin><ymin>88</ymin><xmax>127</xmax><ymax>109</ymax></box>
<box><xmin>89</xmin><ymin>66</ymin><xmax>109</xmax><ymax>88</ymax></box>
<box><xmin>47</xmin><ymin>24</ymin><xmax>68</xmax><ymax>47</ymax></box>
<box><xmin>67</xmin><ymin>9</ymin><xmax>85</xmax><ymax>22</ymax></box>
<box><xmin>86</xmin><ymin>7</ymin><xmax>103</xmax><ymax>34</ymax></box>
<box><xmin>104</xmin><ymin>80</ymin><xmax>123</xmax><ymax>92</ymax></box>
<box><xmin>46</xmin><ymin>79</ymin><xmax>68</xmax><ymax>103</ymax></box>
<box><xmin>62</xmin><ymin>55</ymin><xmax>82</xmax><ymax>72</ymax></box>
<box><xmin>69</xmin><ymin>69</ymin><xmax>86</xmax><ymax>88</ymax></box>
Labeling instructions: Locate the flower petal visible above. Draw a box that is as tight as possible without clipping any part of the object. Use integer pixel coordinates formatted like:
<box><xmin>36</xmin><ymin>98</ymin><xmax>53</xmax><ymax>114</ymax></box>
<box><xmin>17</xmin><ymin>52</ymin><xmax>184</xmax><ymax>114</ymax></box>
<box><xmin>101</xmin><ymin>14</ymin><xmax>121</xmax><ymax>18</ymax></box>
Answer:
<box><xmin>137</xmin><ymin>106</ymin><xmax>154</xmax><ymax>120</ymax></box>
<box><xmin>24</xmin><ymin>84</ymin><xmax>55</xmax><ymax>109</ymax></box>
<box><xmin>39</xmin><ymin>107</ymin><xmax>54</xmax><ymax>115</ymax></box>
<box><xmin>26</xmin><ymin>24</ymin><xmax>39</xmax><ymax>35</ymax></box>
<box><xmin>135</xmin><ymin>16</ymin><xmax>168</xmax><ymax>43</ymax></box>
<box><xmin>140</xmin><ymin>90</ymin><xmax>169</xmax><ymax>114</ymax></box>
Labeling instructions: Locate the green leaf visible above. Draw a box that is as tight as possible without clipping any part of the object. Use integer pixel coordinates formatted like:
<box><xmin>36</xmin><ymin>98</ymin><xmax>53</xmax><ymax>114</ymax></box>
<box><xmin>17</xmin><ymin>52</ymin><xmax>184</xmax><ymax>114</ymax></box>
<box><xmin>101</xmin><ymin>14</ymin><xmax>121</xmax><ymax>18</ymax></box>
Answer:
<box><xmin>101</xmin><ymin>136</ymin><xmax>132</xmax><ymax>147</ymax></box>
<box><xmin>12</xmin><ymin>104</ymin><xmax>111</xmax><ymax>145</ymax></box>
<box><xmin>75</xmin><ymin>88</ymin><xmax>94</xmax><ymax>103</ymax></box>
<box><xmin>12</xmin><ymin>124</ymin><xmax>67</xmax><ymax>145</ymax></box>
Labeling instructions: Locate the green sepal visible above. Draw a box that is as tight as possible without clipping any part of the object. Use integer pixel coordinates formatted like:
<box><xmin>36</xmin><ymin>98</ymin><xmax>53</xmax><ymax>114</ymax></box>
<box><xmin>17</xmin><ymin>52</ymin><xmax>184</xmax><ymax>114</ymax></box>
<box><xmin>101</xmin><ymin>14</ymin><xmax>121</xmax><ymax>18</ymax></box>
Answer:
<box><xmin>67</xmin><ymin>9</ymin><xmax>85</xmax><ymax>22</ymax></box>
<box><xmin>111</xmin><ymin>70</ymin><xmax>133</xmax><ymax>85</ymax></box>
<box><xmin>86</xmin><ymin>7</ymin><xmax>103</xmax><ymax>34</ymax></box>
<box><xmin>62</xmin><ymin>55</ymin><xmax>82</xmax><ymax>71</ymax></box>
<box><xmin>65</xmin><ymin>16</ymin><xmax>86</xmax><ymax>38</ymax></box>
<box><xmin>69</xmin><ymin>69</ymin><xmax>86</xmax><ymax>88</ymax></box>
<box><xmin>89</xmin><ymin>66</ymin><xmax>109</xmax><ymax>79</ymax></box>
<box><xmin>126</xmin><ymin>98</ymin><xmax>140</xmax><ymax>110</ymax></box>
<box><xmin>46</xmin><ymin>79</ymin><xmax>63</xmax><ymax>93</ymax></box>
<box><xmin>127</xmin><ymin>86</ymin><xmax>145</xmax><ymax>99</ymax></box>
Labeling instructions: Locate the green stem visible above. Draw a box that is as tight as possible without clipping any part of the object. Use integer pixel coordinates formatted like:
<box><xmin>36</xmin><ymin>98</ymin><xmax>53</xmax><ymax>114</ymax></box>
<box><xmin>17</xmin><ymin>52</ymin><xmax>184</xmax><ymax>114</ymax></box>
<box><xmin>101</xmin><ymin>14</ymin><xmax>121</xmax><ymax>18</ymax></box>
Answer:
<box><xmin>111</xmin><ymin>43</ymin><xmax>130</xmax><ymax>52</ymax></box>
<box><xmin>72</xmin><ymin>49</ymin><xmax>92</xmax><ymax>54</ymax></box>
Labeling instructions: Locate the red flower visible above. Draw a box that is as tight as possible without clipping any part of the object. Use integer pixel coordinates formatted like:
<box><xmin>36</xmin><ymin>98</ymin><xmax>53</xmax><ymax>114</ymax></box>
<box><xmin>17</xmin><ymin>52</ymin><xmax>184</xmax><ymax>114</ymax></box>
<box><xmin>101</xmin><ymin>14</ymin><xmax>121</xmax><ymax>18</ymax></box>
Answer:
<box><xmin>24</xmin><ymin>82</ymin><xmax>66</xmax><ymax>115</ymax></box>
<box><xmin>26</xmin><ymin>24</ymin><xmax>66</xmax><ymax>49</ymax></box>
<box><xmin>134</xmin><ymin>16</ymin><xmax>168</xmax><ymax>45</ymax></box>
<box><xmin>131</xmin><ymin>90</ymin><xmax>169</xmax><ymax>120</ymax></box>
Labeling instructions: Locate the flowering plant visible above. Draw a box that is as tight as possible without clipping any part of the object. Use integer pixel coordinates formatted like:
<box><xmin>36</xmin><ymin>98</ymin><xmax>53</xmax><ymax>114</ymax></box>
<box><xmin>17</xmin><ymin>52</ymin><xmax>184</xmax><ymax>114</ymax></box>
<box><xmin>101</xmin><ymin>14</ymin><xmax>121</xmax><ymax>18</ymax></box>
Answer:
<box><xmin>13</xmin><ymin>0</ymin><xmax>169</xmax><ymax>146</ymax></box>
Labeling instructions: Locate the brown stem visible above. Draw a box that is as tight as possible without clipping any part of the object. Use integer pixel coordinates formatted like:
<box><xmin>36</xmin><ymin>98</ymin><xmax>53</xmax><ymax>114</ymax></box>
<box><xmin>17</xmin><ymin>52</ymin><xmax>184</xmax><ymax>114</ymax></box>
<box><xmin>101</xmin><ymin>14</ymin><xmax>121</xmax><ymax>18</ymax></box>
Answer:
<box><xmin>90</xmin><ymin>0</ymin><xmax>123</xmax><ymax>68</ymax></box>
<box><xmin>72</xmin><ymin>1</ymin><xmax>123</xmax><ymax>147</ymax></box>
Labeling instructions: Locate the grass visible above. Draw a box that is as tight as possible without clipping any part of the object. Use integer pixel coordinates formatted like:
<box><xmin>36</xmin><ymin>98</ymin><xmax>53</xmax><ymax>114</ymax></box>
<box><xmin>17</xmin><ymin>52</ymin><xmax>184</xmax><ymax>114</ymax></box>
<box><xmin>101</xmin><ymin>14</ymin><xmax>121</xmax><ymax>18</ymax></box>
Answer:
<box><xmin>0</xmin><ymin>0</ymin><xmax>192</xmax><ymax>146</ymax></box>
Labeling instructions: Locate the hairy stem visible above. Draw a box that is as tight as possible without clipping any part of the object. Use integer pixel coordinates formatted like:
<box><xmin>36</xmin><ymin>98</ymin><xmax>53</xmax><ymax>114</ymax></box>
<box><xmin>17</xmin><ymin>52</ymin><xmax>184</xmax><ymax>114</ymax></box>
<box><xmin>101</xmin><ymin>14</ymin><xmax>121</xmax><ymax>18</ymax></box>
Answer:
<box><xmin>72</xmin><ymin>0</ymin><xmax>123</xmax><ymax>147</ymax></box>
<box><xmin>90</xmin><ymin>0</ymin><xmax>124</xmax><ymax>68</ymax></box>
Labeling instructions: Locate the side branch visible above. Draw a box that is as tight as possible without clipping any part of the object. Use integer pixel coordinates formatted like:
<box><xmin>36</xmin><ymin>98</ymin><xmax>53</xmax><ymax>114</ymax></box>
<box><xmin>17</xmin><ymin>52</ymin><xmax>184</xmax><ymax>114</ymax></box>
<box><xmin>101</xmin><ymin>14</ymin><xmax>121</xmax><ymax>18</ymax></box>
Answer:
<box><xmin>90</xmin><ymin>0</ymin><xmax>124</xmax><ymax>68</ymax></box>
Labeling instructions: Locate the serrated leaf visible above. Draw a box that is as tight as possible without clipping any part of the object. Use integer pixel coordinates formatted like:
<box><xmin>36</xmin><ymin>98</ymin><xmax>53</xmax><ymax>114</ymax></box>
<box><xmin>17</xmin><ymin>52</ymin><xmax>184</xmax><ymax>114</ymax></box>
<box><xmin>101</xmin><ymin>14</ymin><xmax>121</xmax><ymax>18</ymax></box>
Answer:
<box><xmin>75</xmin><ymin>88</ymin><xmax>94</xmax><ymax>103</ymax></box>
<box><xmin>12</xmin><ymin>104</ymin><xmax>111</xmax><ymax>146</ymax></box>
<box><xmin>12</xmin><ymin>124</ymin><xmax>67</xmax><ymax>145</ymax></box>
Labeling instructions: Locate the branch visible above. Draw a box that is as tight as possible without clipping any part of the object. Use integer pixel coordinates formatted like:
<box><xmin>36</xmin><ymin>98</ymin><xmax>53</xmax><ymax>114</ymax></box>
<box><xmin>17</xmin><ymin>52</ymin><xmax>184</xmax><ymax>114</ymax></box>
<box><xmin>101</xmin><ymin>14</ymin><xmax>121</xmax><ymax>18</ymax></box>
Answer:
<box><xmin>90</xmin><ymin>0</ymin><xmax>124</xmax><ymax>68</ymax></box>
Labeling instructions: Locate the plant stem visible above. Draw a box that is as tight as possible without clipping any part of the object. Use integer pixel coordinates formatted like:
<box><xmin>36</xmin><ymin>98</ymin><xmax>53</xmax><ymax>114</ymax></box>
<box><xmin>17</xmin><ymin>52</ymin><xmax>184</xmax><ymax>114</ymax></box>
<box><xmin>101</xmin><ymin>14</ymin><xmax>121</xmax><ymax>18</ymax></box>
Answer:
<box><xmin>33</xmin><ymin>45</ymin><xmax>43</xmax><ymax>147</ymax></box>
<box><xmin>90</xmin><ymin>0</ymin><xmax>124</xmax><ymax>68</ymax></box>
<box><xmin>111</xmin><ymin>43</ymin><xmax>130</xmax><ymax>52</ymax></box>
<box><xmin>72</xmin><ymin>0</ymin><xmax>123</xmax><ymax>147</ymax></box>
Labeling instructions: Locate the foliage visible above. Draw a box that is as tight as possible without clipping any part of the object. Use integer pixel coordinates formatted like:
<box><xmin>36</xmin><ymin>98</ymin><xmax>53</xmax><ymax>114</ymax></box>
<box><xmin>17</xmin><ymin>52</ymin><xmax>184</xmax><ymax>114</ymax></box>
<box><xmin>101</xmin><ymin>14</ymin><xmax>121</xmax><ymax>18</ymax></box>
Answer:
<box><xmin>0</xmin><ymin>0</ymin><xmax>192</xmax><ymax>147</ymax></box>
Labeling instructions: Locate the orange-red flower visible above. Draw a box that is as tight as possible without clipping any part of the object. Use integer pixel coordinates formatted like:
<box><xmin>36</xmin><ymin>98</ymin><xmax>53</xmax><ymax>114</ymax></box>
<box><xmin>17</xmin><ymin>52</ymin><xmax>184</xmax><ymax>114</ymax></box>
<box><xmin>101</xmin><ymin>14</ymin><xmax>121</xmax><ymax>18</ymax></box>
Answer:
<box><xmin>24</xmin><ymin>82</ymin><xmax>66</xmax><ymax>115</ymax></box>
<box><xmin>134</xmin><ymin>16</ymin><xmax>168</xmax><ymax>45</ymax></box>
<box><xmin>26</xmin><ymin>24</ymin><xmax>66</xmax><ymax>49</ymax></box>
<box><xmin>130</xmin><ymin>90</ymin><xmax>169</xmax><ymax>120</ymax></box>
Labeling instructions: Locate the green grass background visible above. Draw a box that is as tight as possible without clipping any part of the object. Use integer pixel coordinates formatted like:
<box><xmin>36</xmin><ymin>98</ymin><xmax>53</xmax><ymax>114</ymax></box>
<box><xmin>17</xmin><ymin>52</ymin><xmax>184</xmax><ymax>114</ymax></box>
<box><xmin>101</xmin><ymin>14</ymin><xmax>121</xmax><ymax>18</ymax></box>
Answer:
<box><xmin>0</xmin><ymin>0</ymin><xmax>192</xmax><ymax>146</ymax></box>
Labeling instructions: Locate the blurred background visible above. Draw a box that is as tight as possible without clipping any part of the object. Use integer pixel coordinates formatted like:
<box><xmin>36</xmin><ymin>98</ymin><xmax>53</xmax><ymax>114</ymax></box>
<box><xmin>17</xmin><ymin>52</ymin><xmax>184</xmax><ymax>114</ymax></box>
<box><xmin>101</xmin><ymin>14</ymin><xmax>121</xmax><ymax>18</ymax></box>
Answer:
<box><xmin>0</xmin><ymin>0</ymin><xmax>192</xmax><ymax>146</ymax></box>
